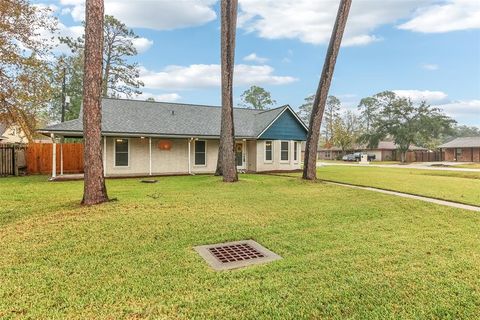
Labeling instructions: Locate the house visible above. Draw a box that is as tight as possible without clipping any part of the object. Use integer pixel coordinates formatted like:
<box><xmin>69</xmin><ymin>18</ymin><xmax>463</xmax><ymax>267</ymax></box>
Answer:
<box><xmin>0</xmin><ymin>122</ymin><xmax>27</xmax><ymax>144</ymax></box>
<box><xmin>39</xmin><ymin>98</ymin><xmax>308</xmax><ymax>177</ymax></box>
<box><xmin>439</xmin><ymin>137</ymin><xmax>480</xmax><ymax>162</ymax></box>
<box><xmin>316</xmin><ymin>141</ymin><xmax>427</xmax><ymax>161</ymax></box>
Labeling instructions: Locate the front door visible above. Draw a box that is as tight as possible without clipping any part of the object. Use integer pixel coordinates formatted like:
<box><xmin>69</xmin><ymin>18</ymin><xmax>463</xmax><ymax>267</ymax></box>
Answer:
<box><xmin>235</xmin><ymin>142</ymin><xmax>245</xmax><ymax>169</ymax></box>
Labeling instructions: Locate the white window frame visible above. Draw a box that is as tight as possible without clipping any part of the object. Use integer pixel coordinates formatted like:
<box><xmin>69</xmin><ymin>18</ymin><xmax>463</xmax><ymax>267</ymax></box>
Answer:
<box><xmin>264</xmin><ymin>140</ymin><xmax>273</xmax><ymax>163</ymax></box>
<box><xmin>113</xmin><ymin>138</ymin><xmax>130</xmax><ymax>168</ymax></box>
<box><xmin>194</xmin><ymin>140</ymin><xmax>207</xmax><ymax>167</ymax></box>
<box><xmin>293</xmin><ymin>141</ymin><xmax>299</xmax><ymax>163</ymax></box>
<box><xmin>280</xmin><ymin>140</ymin><xmax>290</xmax><ymax>162</ymax></box>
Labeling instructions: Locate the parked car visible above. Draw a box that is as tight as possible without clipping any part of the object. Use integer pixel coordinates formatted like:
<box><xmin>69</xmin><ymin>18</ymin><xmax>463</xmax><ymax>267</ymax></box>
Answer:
<box><xmin>342</xmin><ymin>152</ymin><xmax>376</xmax><ymax>161</ymax></box>
<box><xmin>342</xmin><ymin>152</ymin><xmax>360</xmax><ymax>161</ymax></box>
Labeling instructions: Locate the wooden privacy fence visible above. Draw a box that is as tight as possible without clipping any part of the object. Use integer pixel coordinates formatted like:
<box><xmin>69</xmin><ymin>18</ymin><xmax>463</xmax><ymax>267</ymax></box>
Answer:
<box><xmin>403</xmin><ymin>151</ymin><xmax>443</xmax><ymax>163</ymax></box>
<box><xmin>0</xmin><ymin>144</ymin><xmax>16</xmax><ymax>176</ymax></box>
<box><xmin>26</xmin><ymin>143</ymin><xmax>84</xmax><ymax>174</ymax></box>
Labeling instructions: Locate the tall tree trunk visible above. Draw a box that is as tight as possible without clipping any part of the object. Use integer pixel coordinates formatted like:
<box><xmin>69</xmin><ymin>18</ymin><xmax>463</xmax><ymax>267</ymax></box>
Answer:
<box><xmin>303</xmin><ymin>0</ymin><xmax>352</xmax><ymax>180</ymax></box>
<box><xmin>219</xmin><ymin>0</ymin><xmax>238</xmax><ymax>182</ymax></box>
<box><xmin>401</xmin><ymin>150</ymin><xmax>406</xmax><ymax>163</ymax></box>
<box><xmin>82</xmin><ymin>0</ymin><xmax>108</xmax><ymax>205</ymax></box>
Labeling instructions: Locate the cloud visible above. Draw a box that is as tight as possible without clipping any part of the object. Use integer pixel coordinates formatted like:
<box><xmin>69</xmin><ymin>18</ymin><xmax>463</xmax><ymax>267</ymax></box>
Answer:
<box><xmin>36</xmin><ymin>3</ymin><xmax>154</xmax><ymax>54</ymax></box>
<box><xmin>437</xmin><ymin>100</ymin><xmax>480</xmax><ymax>126</ymax></box>
<box><xmin>59</xmin><ymin>0</ymin><xmax>217</xmax><ymax>30</ymax></box>
<box><xmin>393</xmin><ymin>90</ymin><xmax>449</xmax><ymax>104</ymax></box>
<box><xmin>139</xmin><ymin>64</ymin><xmax>297</xmax><ymax>90</ymax></box>
<box><xmin>136</xmin><ymin>92</ymin><xmax>181</xmax><ymax>102</ymax></box>
<box><xmin>391</xmin><ymin>90</ymin><xmax>480</xmax><ymax>125</ymax></box>
<box><xmin>398</xmin><ymin>0</ymin><xmax>480</xmax><ymax>33</ymax></box>
<box><xmin>132</xmin><ymin>37</ymin><xmax>154</xmax><ymax>54</ymax></box>
<box><xmin>243</xmin><ymin>53</ymin><xmax>268</xmax><ymax>64</ymax></box>
<box><xmin>421</xmin><ymin>64</ymin><xmax>439</xmax><ymax>71</ymax></box>
<box><xmin>237</xmin><ymin>0</ymin><xmax>432</xmax><ymax>46</ymax></box>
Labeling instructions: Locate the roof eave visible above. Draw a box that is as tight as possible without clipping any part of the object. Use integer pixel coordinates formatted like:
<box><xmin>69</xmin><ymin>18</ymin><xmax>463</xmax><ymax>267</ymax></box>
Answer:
<box><xmin>37</xmin><ymin>129</ymin><xmax>256</xmax><ymax>140</ymax></box>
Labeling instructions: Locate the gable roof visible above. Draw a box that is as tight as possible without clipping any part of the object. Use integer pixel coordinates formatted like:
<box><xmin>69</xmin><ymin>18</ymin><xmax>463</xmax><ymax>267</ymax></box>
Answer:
<box><xmin>438</xmin><ymin>136</ymin><xmax>480</xmax><ymax>148</ymax></box>
<box><xmin>40</xmin><ymin>98</ymin><xmax>308</xmax><ymax>140</ymax></box>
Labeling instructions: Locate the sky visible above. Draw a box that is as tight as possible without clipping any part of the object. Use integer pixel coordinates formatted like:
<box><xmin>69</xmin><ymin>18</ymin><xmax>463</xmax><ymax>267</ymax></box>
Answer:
<box><xmin>39</xmin><ymin>0</ymin><xmax>480</xmax><ymax>126</ymax></box>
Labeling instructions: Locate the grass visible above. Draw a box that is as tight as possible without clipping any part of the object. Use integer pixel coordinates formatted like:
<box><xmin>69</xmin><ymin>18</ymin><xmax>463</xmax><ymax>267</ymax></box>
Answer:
<box><xmin>291</xmin><ymin>166</ymin><xmax>480</xmax><ymax>206</ymax></box>
<box><xmin>1</xmin><ymin>174</ymin><xmax>480</xmax><ymax>319</ymax></box>
<box><xmin>449</xmin><ymin>163</ymin><xmax>480</xmax><ymax>169</ymax></box>
<box><xmin>319</xmin><ymin>160</ymin><xmax>401</xmax><ymax>165</ymax></box>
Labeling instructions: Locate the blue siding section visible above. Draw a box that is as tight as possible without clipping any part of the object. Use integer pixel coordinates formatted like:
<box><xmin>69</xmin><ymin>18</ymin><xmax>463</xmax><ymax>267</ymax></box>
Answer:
<box><xmin>259</xmin><ymin>109</ymin><xmax>307</xmax><ymax>140</ymax></box>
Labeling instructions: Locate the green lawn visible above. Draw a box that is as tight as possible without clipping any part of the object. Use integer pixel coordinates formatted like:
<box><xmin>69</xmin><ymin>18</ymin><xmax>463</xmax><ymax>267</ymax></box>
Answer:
<box><xmin>319</xmin><ymin>160</ymin><xmax>401</xmax><ymax>165</ymax></box>
<box><xmin>450</xmin><ymin>163</ymin><xmax>480</xmax><ymax>169</ymax></box>
<box><xmin>303</xmin><ymin>166</ymin><xmax>480</xmax><ymax>206</ymax></box>
<box><xmin>1</xmin><ymin>175</ymin><xmax>479</xmax><ymax>319</ymax></box>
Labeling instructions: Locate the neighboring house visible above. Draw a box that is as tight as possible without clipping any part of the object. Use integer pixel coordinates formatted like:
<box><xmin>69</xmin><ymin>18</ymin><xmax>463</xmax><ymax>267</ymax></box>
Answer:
<box><xmin>39</xmin><ymin>98</ymin><xmax>308</xmax><ymax>177</ymax></box>
<box><xmin>0</xmin><ymin>122</ymin><xmax>27</xmax><ymax>144</ymax></box>
<box><xmin>439</xmin><ymin>137</ymin><xmax>480</xmax><ymax>162</ymax></box>
<box><xmin>317</xmin><ymin>141</ymin><xmax>427</xmax><ymax>161</ymax></box>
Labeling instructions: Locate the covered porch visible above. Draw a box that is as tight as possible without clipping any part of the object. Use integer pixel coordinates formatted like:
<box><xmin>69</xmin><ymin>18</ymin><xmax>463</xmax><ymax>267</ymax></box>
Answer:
<box><xmin>48</xmin><ymin>133</ymin><xmax>255</xmax><ymax>180</ymax></box>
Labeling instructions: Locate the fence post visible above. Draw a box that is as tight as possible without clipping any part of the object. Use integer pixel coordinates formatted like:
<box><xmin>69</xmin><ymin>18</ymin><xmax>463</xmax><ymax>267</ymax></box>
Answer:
<box><xmin>14</xmin><ymin>145</ymin><xmax>18</xmax><ymax>176</ymax></box>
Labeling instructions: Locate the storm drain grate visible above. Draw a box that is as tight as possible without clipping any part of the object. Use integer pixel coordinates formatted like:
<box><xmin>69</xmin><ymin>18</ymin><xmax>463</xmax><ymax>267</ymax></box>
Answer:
<box><xmin>208</xmin><ymin>243</ymin><xmax>265</xmax><ymax>263</ymax></box>
<box><xmin>194</xmin><ymin>240</ymin><xmax>282</xmax><ymax>271</ymax></box>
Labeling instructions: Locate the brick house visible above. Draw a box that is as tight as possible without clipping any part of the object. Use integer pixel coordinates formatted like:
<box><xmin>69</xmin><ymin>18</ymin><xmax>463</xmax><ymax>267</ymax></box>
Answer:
<box><xmin>439</xmin><ymin>137</ymin><xmax>480</xmax><ymax>162</ymax></box>
<box><xmin>316</xmin><ymin>141</ymin><xmax>427</xmax><ymax>161</ymax></box>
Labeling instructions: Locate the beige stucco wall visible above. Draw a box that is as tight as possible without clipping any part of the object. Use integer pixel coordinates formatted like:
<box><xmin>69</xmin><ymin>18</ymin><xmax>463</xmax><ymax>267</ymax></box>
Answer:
<box><xmin>247</xmin><ymin>140</ymin><xmax>257</xmax><ymax>171</ymax></box>
<box><xmin>255</xmin><ymin>140</ymin><xmax>301</xmax><ymax>172</ymax></box>
<box><xmin>103</xmin><ymin>137</ymin><xmax>301</xmax><ymax>176</ymax></box>
<box><xmin>367</xmin><ymin>150</ymin><xmax>383</xmax><ymax>161</ymax></box>
<box><xmin>104</xmin><ymin>137</ymin><xmax>220</xmax><ymax>176</ymax></box>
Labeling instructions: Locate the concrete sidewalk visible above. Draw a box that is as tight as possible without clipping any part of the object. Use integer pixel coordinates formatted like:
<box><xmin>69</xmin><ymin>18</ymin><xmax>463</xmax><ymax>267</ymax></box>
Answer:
<box><xmin>327</xmin><ymin>181</ymin><xmax>480</xmax><ymax>212</ymax></box>
<box><xmin>317</xmin><ymin>161</ymin><xmax>480</xmax><ymax>172</ymax></box>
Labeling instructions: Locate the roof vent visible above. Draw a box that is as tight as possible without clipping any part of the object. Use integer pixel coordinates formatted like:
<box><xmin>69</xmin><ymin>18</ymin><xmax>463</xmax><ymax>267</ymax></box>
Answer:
<box><xmin>171</xmin><ymin>110</ymin><xmax>175</xmax><ymax>116</ymax></box>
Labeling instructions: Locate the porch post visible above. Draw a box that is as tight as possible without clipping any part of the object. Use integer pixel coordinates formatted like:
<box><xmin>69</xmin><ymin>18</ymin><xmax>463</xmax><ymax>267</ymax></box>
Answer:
<box><xmin>103</xmin><ymin>136</ymin><xmax>107</xmax><ymax>177</ymax></box>
<box><xmin>188</xmin><ymin>138</ymin><xmax>192</xmax><ymax>174</ymax></box>
<box><xmin>60</xmin><ymin>137</ymin><xmax>64</xmax><ymax>176</ymax></box>
<box><xmin>51</xmin><ymin>133</ymin><xmax>56</xmax><ymax>178</ymax></box>
<box><xmin>149</xmin><ymin>137</ymin><xmax>152</xmax><ymax>176</ymax></box>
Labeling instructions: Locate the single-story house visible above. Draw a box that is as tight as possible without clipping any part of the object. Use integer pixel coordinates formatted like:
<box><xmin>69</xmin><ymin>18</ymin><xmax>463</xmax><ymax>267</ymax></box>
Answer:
<box><xmin>0</xmin><ymin>122</ymin><xmax>27</xmax><ymax>144</ymax></box>
<box><xmin>39</xmin><ymin>98</ymin><xmax>308</xmax><ymax>177</ymax></box>
<box><xmin>316</xmin><ymin>141</ymin><xmax>427</xmax><ymax>161</ymax></box>
<box><xmin>439</xmin><ymin>137</ymin><xmax>480</xmax><ymax>162</ymax></box>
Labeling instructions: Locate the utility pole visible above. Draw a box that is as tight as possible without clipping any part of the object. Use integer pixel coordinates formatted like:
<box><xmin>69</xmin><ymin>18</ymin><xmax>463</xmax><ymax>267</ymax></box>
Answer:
<box><xmin>61</xmin><ymin>67</ymin><xmax>66</xmax><ymax>122</ymax></box>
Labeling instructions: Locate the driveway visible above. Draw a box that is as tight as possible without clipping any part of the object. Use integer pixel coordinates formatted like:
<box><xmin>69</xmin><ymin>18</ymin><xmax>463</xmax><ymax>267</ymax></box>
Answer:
<box><xmin>317</xmin><ymin>161</ymin><xmax>480</xmax><ymax>172</ymax></box>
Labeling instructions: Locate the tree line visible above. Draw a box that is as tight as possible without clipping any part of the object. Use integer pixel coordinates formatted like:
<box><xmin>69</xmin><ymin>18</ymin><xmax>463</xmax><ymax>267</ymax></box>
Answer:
<box><xmin>4</xmin><ymin>0</ymin><xmax>477</xmax><ymax>205</ymax></box>
<box><xmin>1</xmin><ymin>1</ymin><xmax>145</xmax><ymax>142</ymax></box>
<box><xmin>238</xmin><ymin>85</ymin><xmax>477</xmax><ymax>162</ymax></box>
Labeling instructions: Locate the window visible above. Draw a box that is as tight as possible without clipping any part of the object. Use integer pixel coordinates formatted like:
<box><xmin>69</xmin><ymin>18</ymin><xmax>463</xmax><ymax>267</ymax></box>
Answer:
<box><xmin>456</xmin><ymin>148</ymin><xmax>462</xmax><ymax>159</ymax></box>
<box><xmin>265</xmin><ymin>141</ymin><xmax>273</xmax><ymax>162</ymax></box>
<box><xmin>195</xmin><ymin>140</ymin><xmax>206</xmax><ymax>165</ymax></box>
<box><xmin>115</xmin><ymin>139</ymin><xmax>129</xmax><ymax>166</ymax></box>
<box><xmin>294</xmin><ymin>141</ymin><xmax>298</xmax><ymax>161</ymax></box>
<box><xmin>280</xmin><ymin>141</ymin><xmax>289</xmax><ymax>161</ymax></box>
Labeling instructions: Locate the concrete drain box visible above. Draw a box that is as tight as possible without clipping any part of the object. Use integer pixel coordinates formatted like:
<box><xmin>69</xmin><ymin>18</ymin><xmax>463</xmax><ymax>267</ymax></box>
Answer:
<box><xmin>194</xmin><ymin>240</ymin><xmax>282</xmax><ymax>271</ymax></box>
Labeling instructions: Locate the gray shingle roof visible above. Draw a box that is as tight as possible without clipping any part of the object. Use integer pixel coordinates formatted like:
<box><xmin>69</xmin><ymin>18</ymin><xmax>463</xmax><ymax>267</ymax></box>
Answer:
<box><xmin>439</xmin><ymin>137</ymin><xmax>480</xmax><ymax>148</ymax></box>
<box><xmin>0</xmin><ymin>122</ymin><xmax>7</xmax><ymax>135</ymax></box>
<box><xmin>40</xmin><ymin>98</ymin><xmax>298</xmax><ymax>138</ymax></box>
